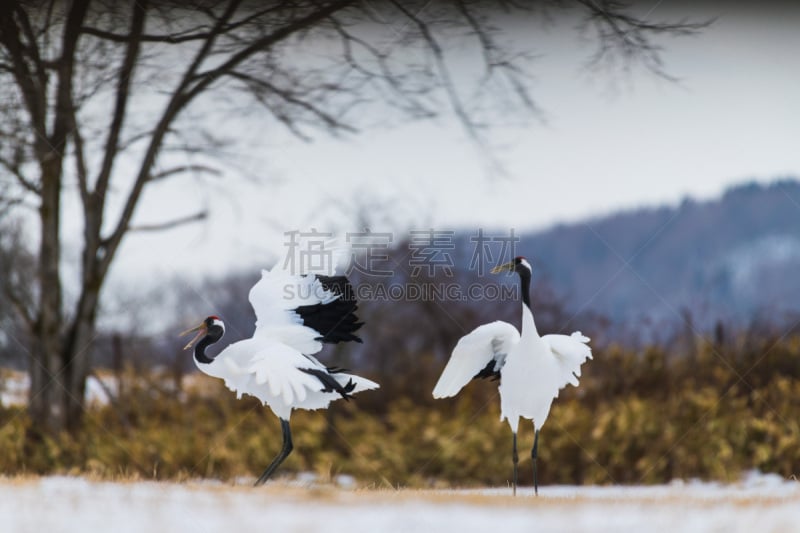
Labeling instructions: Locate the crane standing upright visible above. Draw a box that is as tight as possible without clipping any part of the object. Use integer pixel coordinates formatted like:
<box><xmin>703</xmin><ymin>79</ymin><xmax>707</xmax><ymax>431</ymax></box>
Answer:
<box><xmin>433</xmin><ymin>257</ymin><xmax>592</xmax><ymax>495</ymax></box>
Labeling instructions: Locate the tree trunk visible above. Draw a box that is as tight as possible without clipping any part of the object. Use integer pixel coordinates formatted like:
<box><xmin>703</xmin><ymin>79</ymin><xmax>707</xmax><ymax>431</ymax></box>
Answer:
<box><xmin>24</xmin><ymin>0</ymin><xmax>90</xmax><ymax>438</ymax></box>
<box><xmin>29</xmin><ymin>161</ymin><xmax>67</xmax><ymax>435</ymax></box>
<box><xmin>62</xmin><ymin>283</ymin><xmax>102</xmax><ymax>432</ymax></box>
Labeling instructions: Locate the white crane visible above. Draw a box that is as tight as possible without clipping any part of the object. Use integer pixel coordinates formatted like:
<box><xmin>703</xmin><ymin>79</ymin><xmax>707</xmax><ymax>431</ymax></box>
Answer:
<box><xmin>433</xmin><ymin>257</ymin><xmax>592</xmax><ymax>495</ymax></box>
<box><xmin>181</xmin><ymin>265</ymin><xmax>379</xmax><ymax>486</ymax></box>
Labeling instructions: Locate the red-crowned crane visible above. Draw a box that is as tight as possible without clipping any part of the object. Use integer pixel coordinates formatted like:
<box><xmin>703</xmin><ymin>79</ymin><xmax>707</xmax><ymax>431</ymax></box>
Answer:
<box><xmin>182</xmin><ymin>266</ymin><xmax>378</xmax><ymax>486</ymax></box>
<box><xmin>433</xmin><ymin>257</ymin><xmax>592</xmax><ymax>496</ymax></box>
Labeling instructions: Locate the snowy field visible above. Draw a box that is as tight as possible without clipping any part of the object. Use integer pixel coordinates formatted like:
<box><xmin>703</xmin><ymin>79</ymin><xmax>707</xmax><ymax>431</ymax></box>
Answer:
<box><xmin>2</xmin><ymin>475</ymin><xmax>798</xmax><ymax>533</ymax></box>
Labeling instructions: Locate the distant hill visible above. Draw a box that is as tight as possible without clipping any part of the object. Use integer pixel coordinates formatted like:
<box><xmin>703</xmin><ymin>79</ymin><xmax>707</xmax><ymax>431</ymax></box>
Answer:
<box><xmin>514</xmin><ymin>179</ymin><xmax>800</xmax><ymax>328</ymax></box>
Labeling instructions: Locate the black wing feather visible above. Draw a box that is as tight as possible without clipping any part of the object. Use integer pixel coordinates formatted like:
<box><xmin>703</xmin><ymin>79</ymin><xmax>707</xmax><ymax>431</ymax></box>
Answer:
<box><xmin>299</xmin><ymin>368</ymin><xmax>356</xmax><ymax>400</ymax></box>
<box><xmin>295</xmin><ymin>275</ymin><xmax>364</xmax><ymax>344</ymax></box>
<box><xmin>473</xmin><ymin>359</ymin><xmax>501</xmax><ymax>381</ymax></box>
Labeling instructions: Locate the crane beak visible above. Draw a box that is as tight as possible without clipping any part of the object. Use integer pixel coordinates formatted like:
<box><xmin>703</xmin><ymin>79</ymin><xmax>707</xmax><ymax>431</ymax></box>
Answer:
<box><xmin>180</xmin><ymin>322</ymin><xmax>207</xmax><ymax>351</ymax></box>
<box><xmin>491</xmin><ymin>260</ymin><xmax>515</xmax><ymax>274</ymax></box>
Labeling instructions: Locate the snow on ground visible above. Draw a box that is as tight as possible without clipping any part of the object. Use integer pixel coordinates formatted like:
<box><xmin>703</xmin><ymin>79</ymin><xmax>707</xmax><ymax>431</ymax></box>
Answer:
<box><xmin>1</xmin><ymin>475</ymin><xmax>798</xmax><ymax>533</ymax></box>
<box><xmin>0</xmin><ymin>369</ymin><xmax>28</xmax><ymax>406</ymax></box>
<box><xmin>0</xmin><ymin>370</ymin><xmax>114</xmax><ymax>406</ymax></box>
<box><xmin>0</xmin><ymin>369</ymin><xmax>210</xmax><ymax>407</ymax></box>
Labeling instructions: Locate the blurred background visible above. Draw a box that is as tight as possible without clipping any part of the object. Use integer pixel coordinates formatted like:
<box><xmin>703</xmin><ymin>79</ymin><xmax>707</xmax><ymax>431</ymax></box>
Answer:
<box><xmin>0</xmin><ymin>0</ymin><xmax>798</xmax><ymax>487</ymax></box>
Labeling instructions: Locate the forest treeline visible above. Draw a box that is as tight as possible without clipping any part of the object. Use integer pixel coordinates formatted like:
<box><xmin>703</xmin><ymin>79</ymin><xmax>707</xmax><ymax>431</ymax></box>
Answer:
<box><xmin>0</xmin><ymin>316</ymin><xmax>798</xmax><ymax>486</ymax></box>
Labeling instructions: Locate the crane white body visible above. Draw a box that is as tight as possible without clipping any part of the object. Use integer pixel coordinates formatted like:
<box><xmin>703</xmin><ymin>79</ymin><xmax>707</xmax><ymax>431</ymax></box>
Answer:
<box><xmin>499</xmin><ymin>305</ymin><xmax>590</xmax><ymax>433</ymax></box>
<box><xmin>432</xmin><ymin>257</ymin><xmax>592</xmax><ymax>494</ymax></box>
<box><xmin>433</xmin><ymin>304</ymin><xmax>591</xmax><ymax>433</ymax></box>
<box><xmin>197</xmin><ymin>337</ymin><xmax>378</xmax><ymax>420</ymax></box>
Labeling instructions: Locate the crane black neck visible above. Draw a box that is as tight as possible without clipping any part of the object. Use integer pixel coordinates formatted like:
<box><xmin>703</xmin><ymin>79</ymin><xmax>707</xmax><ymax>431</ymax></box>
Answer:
<box><xmin>518</xmin><ymin>268</ymin><xmax>532</xmax><ymax>310</ymax></box>
<box><xmin>194</xmin><ymin>325</ymin><xmax>224</xmax><ymax>365</ymax></box>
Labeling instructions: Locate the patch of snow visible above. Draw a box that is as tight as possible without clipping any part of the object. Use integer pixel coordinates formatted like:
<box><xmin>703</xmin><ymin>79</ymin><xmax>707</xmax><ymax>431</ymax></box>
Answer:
<box><xmin>721</xmin><ymin>234</ymin><xmax>800</xmax><ymax>288</ymax></box>
<box><xmin>0</xmin><ymin>370</ymin><xmax>28</xmax><ymax>406</ymax></box>
<box><xmin>335</xmin><ymin>474</ymin><xmax>357</xmax><ymax>489</ymax></box>
<box><xmin>740</xmin><ymin>469</ymin><xmax>787</xmax><ymax>489</ymax></box>
<box><xmin>0</xmin><ymin>369</ymin><xmax>118</xmax><ymax>407</ymax></box>
<box><xmin>85</xmin><ymin>375</ymin><xmax>117</xmax><ymax>405</ymax></box>
<box><xmin>1</xmin><ymin>477</ymin><xmax>798</xmax><ymax>533</ymax></box>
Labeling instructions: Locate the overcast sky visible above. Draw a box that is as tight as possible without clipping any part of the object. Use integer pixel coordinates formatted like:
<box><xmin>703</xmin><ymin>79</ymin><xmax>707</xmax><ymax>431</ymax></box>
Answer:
<box><xmin>96</xmin><ymin>2</ymin><xmax>800</xmax><ymax>292</ymax></box>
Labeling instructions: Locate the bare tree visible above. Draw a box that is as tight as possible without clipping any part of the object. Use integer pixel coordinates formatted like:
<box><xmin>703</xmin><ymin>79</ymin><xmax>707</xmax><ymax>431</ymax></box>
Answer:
<box><xmin>0</xmin><ymin>0</ymin><xmax>705</xmax><ymax>437</ymax></box>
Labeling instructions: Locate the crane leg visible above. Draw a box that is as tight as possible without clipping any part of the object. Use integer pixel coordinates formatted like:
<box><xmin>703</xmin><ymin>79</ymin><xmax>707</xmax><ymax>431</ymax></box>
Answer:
<box><xmin>255</xmin><ymin>418</ymin><xmax>294</xmax><ymax>487</ymax></box>
<box><xmin>531</xmin><ymin>428</ymin><xmax>540</xmax><ymax>497</ymax></box>
<box><xmin>512</xmin><ymin>432</ymin><xmax>519</xmax><ymax>496</ymax></box>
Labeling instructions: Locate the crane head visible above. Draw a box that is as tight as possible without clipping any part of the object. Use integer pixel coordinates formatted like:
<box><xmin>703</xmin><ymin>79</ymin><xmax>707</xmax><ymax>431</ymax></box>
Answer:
<box><xmin>491</xmin><ymin>256</ymin><xmax>532</xmax><ymax>275</ymax></box>
<box><xmin>180</xmin><ymin>315</ymin><xmax>224</xmax><ymax>350</ymax></box>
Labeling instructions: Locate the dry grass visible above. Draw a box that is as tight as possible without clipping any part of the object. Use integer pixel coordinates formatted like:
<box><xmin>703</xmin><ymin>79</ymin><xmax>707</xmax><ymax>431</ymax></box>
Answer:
<box><xmin>2</xmin><ymin>335</ymin><xmax>800</xmax><ymax>488</ymax></box>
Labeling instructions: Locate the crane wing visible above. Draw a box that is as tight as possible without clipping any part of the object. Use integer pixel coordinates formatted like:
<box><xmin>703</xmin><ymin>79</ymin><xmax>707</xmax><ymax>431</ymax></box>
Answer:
<box><xmin>204</xmin><ymin>338</ymin><xmax>378</xmax><ymax>419</ymax></box>
<box><xmin>248</xmin><ymin>266</ymin><xmax>340</xmax><ymax>327</ymax></box>
<box><xmin>433</xmin><ymin>320</ymin><xmax>520</xmax><ymax>398</ymax></box>
<box><xmin>541</xmin><ymin>331</ymin><xmax>593</xmax><ymax>389</ymax></box>
<box><xmin>247</xmin><ymin>266</ymin><xmax>362</xmax><ymax>355</ymax></box>
<box><xmin>218</xmin><ymin>340</ymin><xmax>338</xmax><ymax>406</ymax></box>
<box><xmin>293</xmin><ymin>275</ymin><xmax>362</xmax><ymax>344</ymax></box>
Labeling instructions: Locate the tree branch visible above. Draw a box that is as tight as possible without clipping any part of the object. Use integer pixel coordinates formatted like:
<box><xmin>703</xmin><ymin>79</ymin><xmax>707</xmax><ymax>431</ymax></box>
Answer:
<box><xmin>453</xmin><ymin>1</ymin><xmax>540</xmax><ymax>116</ymax></box>
<box><xmin>0</xmin><ymin>154</ymin><xmax>40</xmax><ymax>194</ymax></box>
<box><xmin>183</xmin><ymin>1</ymin><xmax>356</xmax><ymax>103</ymax></box>
<box><xmin>69</xmin><ymin>106</ymin><xmax>89</xmax><ymax>203</ymax></box>
<box><xmin>0</xmin><ymin>192</ymin><xmax>37</xmax><ymax>216</ymax></box>
<box><xmin>454</xmin><ymin>0</ymin><xmax>497</xmax><ymax>76</ymax></box>
<box><xmin>228</xmin><ymin>70</ymin><xmax>357</xmax><ymax>136</ymax></box>
<box><xmin>93</xmin><ymin>0</ymin><xmax>147</xmax><ymax>211</ymax></box>
<box><xmin>388</xmin><ymin>0</ymin><xmax>485</xmax><ymax>145</ymax></box>
<box><xmin>577</xmin><ymin>0</ymin><xmax>712</xmax><ymax>80</ymax></box>
<box><xmin>127</xmin><ymin>210</ymin><xmax>207</xmax><ymax>233</ymax></box>
<box><xmin>329</xmin><ymin>15</ymin><xmax>436</xmax><ymax>119</ymax></box>
<box><xmin>80</xmin><ymin>25</ymin><xmax>212</xmax><ymax>44</ymax></box>
<box><xmin>48</xmin><ymin>0</ymin><xmax>89</xmax><ymax>159</ymax></box>
<box><xmin>5</xmin><ymin>281</ymin><xmax>34</xmax><ymax>329</ymax></box>
<box><xmin>102</xmin><ymin>0</ymin><xmax>356</xmax><ymax>278</ymax></box>
<box><xmin>81</xmin><ymin>4</ymin><xmax>285</xmax><ymax>44</ymax></box>
<box><xmin>148</xmin><ymin>164</ymin><xmax>221</xmax><ymax>183</ymax></box>
<box><xmin>11</xmin><ymin>4</ymin><xmax>48</xmax><ymax>95</ymax></box>
<box><xmin>118</xmin><ymin>128</ymin><xmax>160</xmax><ymax>152</ymax></box>
<box><xmin>0</xmin><ymin>3</ymin><xmax>48</xmax><ymax>139</ymax></box>
<box><xmin>0</xmin><ymin>221</ymin><xmax>36</xmax><ymax>328</ymax></box>
<box><xmin>98</xmin><ymin>0</ymin><xmax>243</xmax><ymax>276</ymax></box>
